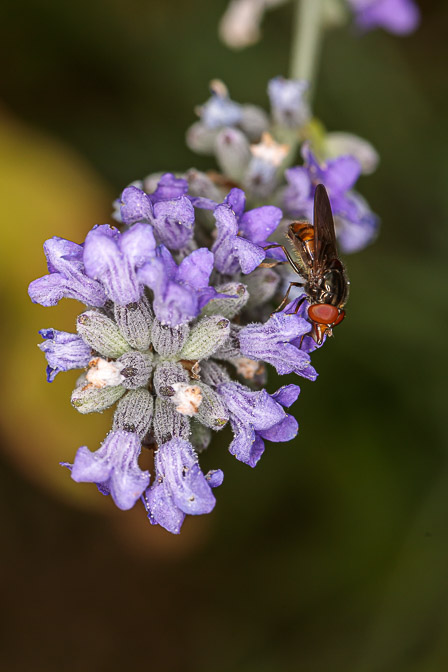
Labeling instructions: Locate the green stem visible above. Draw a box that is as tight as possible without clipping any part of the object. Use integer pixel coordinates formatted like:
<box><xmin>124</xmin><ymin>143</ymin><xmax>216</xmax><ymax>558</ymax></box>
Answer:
<box><xmin>289</xmin><ymin>0</ymin><xmax>324</xmax><ymax>99</ymax></box>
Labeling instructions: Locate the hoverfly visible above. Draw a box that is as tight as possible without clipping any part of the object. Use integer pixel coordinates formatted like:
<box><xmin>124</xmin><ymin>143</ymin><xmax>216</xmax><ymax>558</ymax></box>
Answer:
<box><xmin>263</xmin><ymin>184</ymin><xmax>349</xmax><ymax>345</ymax></box>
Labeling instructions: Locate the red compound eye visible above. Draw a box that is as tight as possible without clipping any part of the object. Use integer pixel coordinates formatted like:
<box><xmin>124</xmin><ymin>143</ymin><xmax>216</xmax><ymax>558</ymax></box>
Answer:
<box><xmin>308</xmin><ymin>304</ymin><xmax>340</xmax><ymax>325</ymax></box>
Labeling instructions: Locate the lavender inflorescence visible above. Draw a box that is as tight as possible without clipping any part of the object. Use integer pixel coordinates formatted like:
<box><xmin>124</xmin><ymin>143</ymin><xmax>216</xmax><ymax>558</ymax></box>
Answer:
<box><xmin>29</xmin><ymin>68</ymin><xmax>384</xmax><ymax>533</ymax></box>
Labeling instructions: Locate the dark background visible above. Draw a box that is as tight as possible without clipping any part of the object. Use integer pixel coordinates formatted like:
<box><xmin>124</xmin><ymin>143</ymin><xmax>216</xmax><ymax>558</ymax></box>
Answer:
<box><xmin>1</xmin><ymin>1</ymin><xmax>447</xmax><ymax>670</ymax></box>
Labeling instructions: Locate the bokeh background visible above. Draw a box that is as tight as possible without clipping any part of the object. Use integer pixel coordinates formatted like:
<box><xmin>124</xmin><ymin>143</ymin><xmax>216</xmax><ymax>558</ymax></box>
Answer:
<box><xmin>1</xmin><ymin>1</ymin><xmax>447</xmax><ymax>670</ymax></box>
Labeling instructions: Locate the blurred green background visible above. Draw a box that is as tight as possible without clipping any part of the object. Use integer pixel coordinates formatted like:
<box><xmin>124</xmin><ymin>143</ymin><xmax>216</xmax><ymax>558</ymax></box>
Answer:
<box><xmin>1</xmin><ymin>1</ymin><xmax>447</xmax><ymax>670</ymax></box>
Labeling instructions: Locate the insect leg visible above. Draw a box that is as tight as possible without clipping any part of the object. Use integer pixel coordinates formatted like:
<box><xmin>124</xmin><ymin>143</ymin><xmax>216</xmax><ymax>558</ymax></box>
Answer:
<box><xmin>258</xmin><ymin>260</ymin><xmax>289</xmax><ymax>269</ymax></box>
<box><xmin>273</xmin><ymin>282</ymin><xmax>304</xmax><ymax>314</ymax></box>
<box><xmin>262</xmin><ymin>244</ymin><xmax>302</xmax><ymax>275</ymax></box>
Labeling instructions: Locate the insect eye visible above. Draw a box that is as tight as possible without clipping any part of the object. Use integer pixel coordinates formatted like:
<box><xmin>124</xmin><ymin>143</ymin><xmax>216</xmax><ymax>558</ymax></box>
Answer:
<box><xmin>308</xmin><ymin>304</ymin><xmax>340</xmax><ymax>325</ymax></box>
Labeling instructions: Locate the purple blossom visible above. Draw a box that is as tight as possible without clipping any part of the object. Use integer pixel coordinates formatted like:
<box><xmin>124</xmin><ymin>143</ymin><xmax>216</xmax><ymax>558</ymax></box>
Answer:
<box><xmin>28</xmin><ymin>237</ymin><xmax>107</xmax><ymax>307</ymax></box>
<box><xmin>138</xmin><ymin>245</ymin><xmax>217</xmax><ymax>326</ymax></box>
<box><xmin>212</xmin><ymin>188</ymin><xmax>283</xmax><ymax>274</ymax></box>
<box><xmin>83</xmin><ymin>223</ymin><xmax>157</xmax><ymax>305</ymax></box>
<box><xmin>38</xmin><ymin>329</ymin><xmax>92</xmax><ymax>382</ymax></box>
<box><xmin>238</xmin><ymin>311</ymin><xmax>318</xmax><ymax>380</ymax></box>
<box><xmin>217</xmin><ymin>382</ymin><xmax>300</xmax><ymax>467</ymax></box>
<box><xmin>283</xmin><ymin>144</ymin><xmax>378</xmax><ymax>253</ymax></box>
<box><xmin>268</xmin><ymin>76</ymin><xmax>310</xmax><ymax>128</ymax></box>
<box><xmin>348</xmin><ymin>0</ymin><xmax>420</xmax><ymax>34</ymax></box>
<box><xmin>67</xmin><ymin>430</ymin><xmax>150</xmax><ymax>510</ymax></box>
<box><xmin>144</xmin><ymin>438</ymin><xmax>221</xmax><ymax>534</ymax></box>
<box><xmin>148</xmin><ymin>172</ymin><xmax>189</xmax><ymax>201</ymax></box>
<box><xmin>120</xmin><ymin>185</ymin><xmax>195</xmax><ymax>250</ymax></box>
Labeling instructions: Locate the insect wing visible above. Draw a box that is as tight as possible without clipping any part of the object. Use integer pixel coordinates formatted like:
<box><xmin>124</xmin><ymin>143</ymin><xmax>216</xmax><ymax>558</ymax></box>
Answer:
<box><xmin>313</xmin><ymin>184</ymin><xmax>338</xmax><ymax>272</ymax></box>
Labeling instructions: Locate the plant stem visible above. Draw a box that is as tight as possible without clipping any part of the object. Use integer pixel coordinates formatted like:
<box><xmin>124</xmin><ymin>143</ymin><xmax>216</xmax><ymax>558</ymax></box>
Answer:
<box><xmin>289</xmin><ymin>0</ymin><xmax>324</xmax><ymax>99</ymax></box>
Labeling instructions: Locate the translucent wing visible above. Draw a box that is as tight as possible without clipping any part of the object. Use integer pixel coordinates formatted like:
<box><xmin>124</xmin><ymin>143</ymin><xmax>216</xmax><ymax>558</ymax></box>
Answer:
<box><xmin>313</xmin><ymin>184</ymin><xmax>338</xmax><ymax>272</ymax></box>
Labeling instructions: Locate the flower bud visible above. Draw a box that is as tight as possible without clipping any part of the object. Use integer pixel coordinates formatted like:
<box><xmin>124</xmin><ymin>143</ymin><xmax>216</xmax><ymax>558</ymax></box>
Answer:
<box><xmin>180</xmin><ymin>316</ymin><xmax>230</xmax><ymax>361</ymax></box>
<box><xmin>196</xmin><ymin>383</ymin><xmax>229</xmax><ymax>430</ymax></box>
<box><xmin>245</xmin><ymin>267</ymin><xmax>280</xmax><ymax>308</ymax></box>
<box><xmin>152</xmin><ymin>397</ymin><xmax>190</xmax><ymax>445</ymax></box>
<box><xmin>71</xmin><ymin>382</ymin><xmax>126</xmax><ymax>414</ymax></box>
<box><xmin>239</xmin><ymin>104</ymin><xmax>269</xmax><ymax>141</ymax></box>
<box><xmin>215</xmin><ymin>128</ymin><xmax>251</xmax><ymax>182</ymax></box>
<box><xmin>113</xmin><ymin>297</ymin><xmax>153</xmax><ymax>351</ymax></box>
<box><xmin>202</xmin><ymin>283</ymin><xmax>249</xmax><ymax>319</ymax></box>
<box><xmin>200</xmin><ymin>360</ymin><xmax>231</xmax><ymax>386</ymax></box>
<box><xmin>117</xmin><ymin>351</ymin><xmax>153</xmax><ymax>389</ymax></box>
<box><xmin>77</xmin><ymin>311</ymin><xmax>131</xmax><ymax>359</ymax></box>
<box><xmin>213</xmin><ymin>324</ymin><xmax>242</xmax><ymax>361</ymax></box>
<box><xmin>185</xmin><ymin>168</ymin><xmax>223</xmax><ymax>202</ymax></box>
<box><xmin>151</xmin><ymin>319</ymin><xmax>190</xmax><ymax>356</ymax></box>
<box><xmin>153</xmin><ymin>361</ymin><xmax>189</xmax><ymax>398</ymax></box>
<box><xmin>186</xmin><ymin>121</ymin><xmax>217</xmax><ymax>155</ymax></box>
<box><xmin>112</xmin><ymin>388</ymin><xmax>154</xmax><ymax>439</ymax></box>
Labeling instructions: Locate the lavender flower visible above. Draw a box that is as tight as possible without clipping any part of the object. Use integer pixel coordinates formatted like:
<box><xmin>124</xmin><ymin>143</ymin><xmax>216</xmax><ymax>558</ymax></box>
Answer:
<box><xmin>28</xmin><ymin>237</ymin><xmax>107</xmax><ymax>307</ymax></box>
<box><xmin>67</xmin><ymin>430</ymin><xmax>150</xmax><ymax>510</ymax></box>
<box><xmin>348</xmin><ymin>0</ymin><xmax>420</xmax><ymax>34</ymax></box>
<box><xmin>144</xmin><ymin>438</ymin><xmax>222</xmax><ymax>534</ymax></box>
<box><xmin>38</xmin><ymin>329</ymin><xmax>92</xmax><ymax>382</ymax></box>
<box><xmin>283</xmin><ymin>144</ymin><xmax>379</xmax><ymax>253</ymax></box>
<box><xmin>137</xmin><ymin>245</ymin><xmax>217</xmax><ymax>326</ymax></box>
<box><xmin>217</xmin><ymin>382</ymin><xmax>300</xmax><ymax>467</ymax></box>
<box><xmin>238</xmin><ymin>311</ymin><xmax>318</xmax><ymax>380</ymax></box>
<box><xmin>212</xmin><ymin>188</ymin><xmax>282</xmax><ymax>275</ymax></box>
<box><xmin>120</xmin><ymin>185</ymin><xmax>195</xmax><ymax>250</ymax></box>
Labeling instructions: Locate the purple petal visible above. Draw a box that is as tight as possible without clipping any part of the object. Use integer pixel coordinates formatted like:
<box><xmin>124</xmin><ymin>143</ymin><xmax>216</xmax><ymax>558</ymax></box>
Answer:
<box><xmin>44</xmin><ymin>237</ymin><xmax>84</xmax><ymax>274</ymax></box>
<box><xmin>351</xmin><ymin>0</ymin><xmax>420</xmax><ymax>34</ymax></box>
<box><xmin>152</xmin><ymin>197</ymin><xmax>195</xmax><ymax>250</ymax></box>
<box><xmin>119</xmin><ymin>223</ymin><xmax>157</xmax><ymax>267</ymax></box>
<box><xmin>258</xmin><ymin>414</ymin><xmax>298</xmax><ymax>442</ymax></box>
<box><xmin>149</xmin><ymin>173</ymin><xmax>189</xmax><ymax>202</ymax></box>
<box><xmin>205</xmin><ymin>469</ymin><xmax>224</xmax><ymax>488</ymax></box>
<box><xmin>239</xmin><ymin>313</ymin><xmax>317</xmax><ymax>379</ymax></box>
<box><xmin>319</xmin><ymin>155</ymin><xmax>361</xmax><ymax>195</ymax></box>
<box><xmin>271</xmin><ymin>384</ymin><xmax>301</xmax><ymax>408</ymax></box>
<box><xmin>120</xmin><ymin>186</ymin><xmax>153</xmax><ymax>226</ymax></box>
<box><xmin>239</xmin><ymin>205</ymin><xmax>283</xmax><ymax>244</ymax></box>
<box><xmin>138</xmin><ymin>257</ymin><xmax>200</xmax><ymax>327</ymax></box>
<box><xmin>177</xmin><ymin>248</ymin><xmax>214</xmax><ymax>290</ymax></box>
<box><xmin>228</xmin><ymin>419</ymin><xmax>265</xmax><ymax>468</ymax></box>
<box><xmin>38</xmin><ymin>328</ymin><xmax>91</xmax><ymax>382</ymax></box>
<box><xmin>83</xmin><ymin>226</ymin><xmax>142</xmax><ymax>305</ymax></box>
<box><xmin>189</xmin><ymin>196</ymin><xmax>217</xmax><ymax>210</ymax></box>
<box><xmin>70</xmin><ymin>431</ymin><xmax>149</xmax><ymax>511</ymax></box>
<box><xmin>144</xmin><ymin>480</ymin><xmax>186</xmax><ymax>534</ymax></box>
<box><xmin>155</xmin><ymin>439</ymin><xmax>216</xmax><ymax>515</ymax></box>
<box><xmin>217</xmin><ymin>382</ymin><xmax>286</xmax><ymax>431</ymax></box>
<box><xmin>283</xmin><ymin>167</ymin><xmax>313</xmax><ymax>218</ymax></box>
<box><xmin>302</xmin><ymin>145</ymin><xmax>361</xmax><ymax>195</ymax></box>
<box><xmin>232</xmin><ymin>237</ymin><xmax>266</xmax><ymax>274</ymax></box>
<box><xmin>224</xmin><ymin>188</ymin><xmax>246</xmax><ymax>218</ymax></box>
<box><xmin>28</xmin><ymin>237</ymin><xmax>106</xmax><ymax>307</ymax></box>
